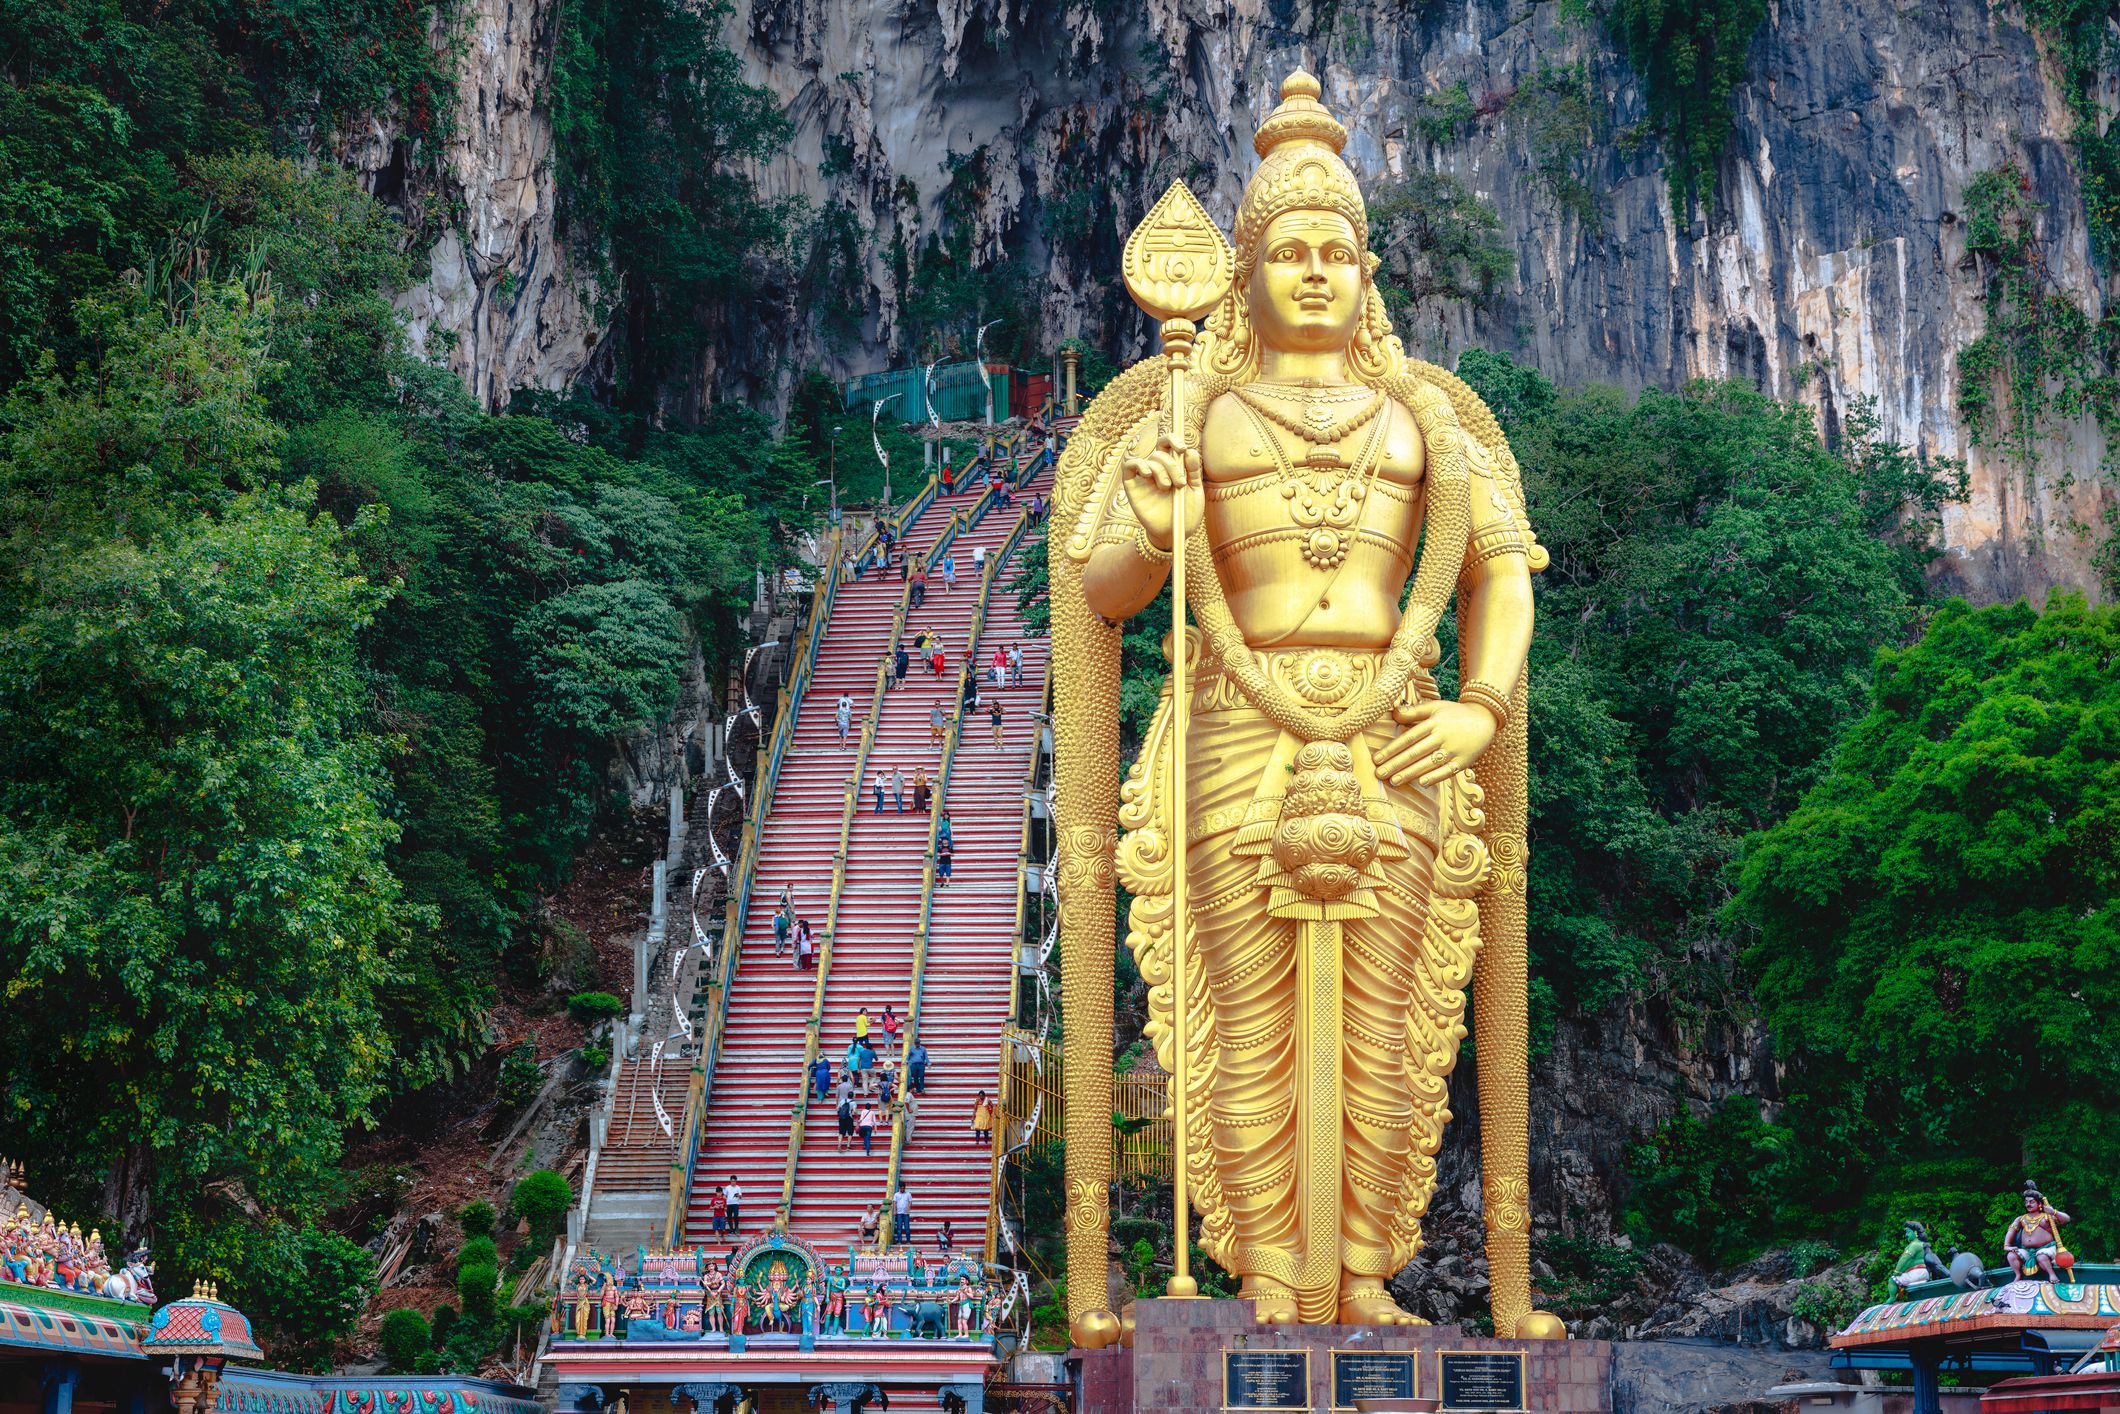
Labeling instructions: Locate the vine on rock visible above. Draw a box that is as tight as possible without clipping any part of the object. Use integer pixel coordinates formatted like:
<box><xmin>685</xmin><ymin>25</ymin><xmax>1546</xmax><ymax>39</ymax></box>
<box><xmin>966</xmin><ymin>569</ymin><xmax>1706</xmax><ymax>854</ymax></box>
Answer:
<box><xmin>1954</xmin><ymin>164</ymin><xmax>2120</xmax><ymax>484</ymax></box>
<box><xmin>1607</xmin><ymin>0</ymin><xmax>1768</xmax><ymax>216</ymax></box>
<box><xmin>2021</xmin><ymin>0</ymin><xmax>2120</xmax><ymax>259</ymax></box>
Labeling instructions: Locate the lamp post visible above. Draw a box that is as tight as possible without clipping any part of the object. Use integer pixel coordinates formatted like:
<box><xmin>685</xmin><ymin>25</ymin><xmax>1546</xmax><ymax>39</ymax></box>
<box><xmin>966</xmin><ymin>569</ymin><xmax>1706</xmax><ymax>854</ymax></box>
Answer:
<box><xmin>828</xmin><ymin>425</ymin><xmax>843</xmax><ymax>517</ymax></box>
<box><xmin>976</xmin><ymin>318</ymin><xmax>1001</xmax><ymax>426</ymax></box>
<box><xmin>870</xmin><ymin>396</ymin><xmax>898</xmax><ymax>508</ymax></box>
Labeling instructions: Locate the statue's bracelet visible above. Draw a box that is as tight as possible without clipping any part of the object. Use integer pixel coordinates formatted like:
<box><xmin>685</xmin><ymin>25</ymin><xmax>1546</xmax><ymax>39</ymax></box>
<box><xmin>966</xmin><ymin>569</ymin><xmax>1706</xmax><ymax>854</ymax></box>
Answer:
<box><xmin>1459</xmin><ymin>679</ymin><xmax>1511</xmax><ymax>729</ymax></box>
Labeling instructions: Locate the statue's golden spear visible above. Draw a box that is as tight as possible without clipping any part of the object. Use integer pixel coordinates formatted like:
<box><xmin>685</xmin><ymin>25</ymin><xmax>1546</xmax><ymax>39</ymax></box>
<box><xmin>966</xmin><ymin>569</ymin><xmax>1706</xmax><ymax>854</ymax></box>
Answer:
<box><xmin>1121</xmin><ymin>181</ymin><xmax>1235</xmax><ymax>1301</ymax></box>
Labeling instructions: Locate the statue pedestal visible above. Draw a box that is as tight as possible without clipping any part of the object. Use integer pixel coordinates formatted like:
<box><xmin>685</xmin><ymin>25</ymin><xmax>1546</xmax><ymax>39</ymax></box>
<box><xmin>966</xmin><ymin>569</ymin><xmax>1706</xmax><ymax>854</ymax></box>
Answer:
<box><xmin>1074</xmin><ymin>1300</ymin><xmax>1612</xmax><ymax>1414</ymax></box>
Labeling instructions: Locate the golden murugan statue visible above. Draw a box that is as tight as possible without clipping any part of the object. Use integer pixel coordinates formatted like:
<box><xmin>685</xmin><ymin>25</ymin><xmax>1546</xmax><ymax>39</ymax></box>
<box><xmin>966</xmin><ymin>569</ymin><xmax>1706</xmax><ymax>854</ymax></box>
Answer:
<box><xmin>1051</xmin><ymin>72</ymin><xmax>1562</xmax><ymax>1342</ymax></box>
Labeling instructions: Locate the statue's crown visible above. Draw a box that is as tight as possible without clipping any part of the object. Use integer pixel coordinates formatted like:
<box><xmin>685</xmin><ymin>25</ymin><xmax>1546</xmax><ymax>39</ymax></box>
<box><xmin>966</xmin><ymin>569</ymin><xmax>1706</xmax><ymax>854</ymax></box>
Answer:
<box><xmin>1235</xmin><ymin>71</ymin><xmax>1369</xmax><ymax>267</ymax></box>
<box><xmin>1253</xmin><ymin>71</ymin><xmax>1349</xmax><ymax>157</ymax></box>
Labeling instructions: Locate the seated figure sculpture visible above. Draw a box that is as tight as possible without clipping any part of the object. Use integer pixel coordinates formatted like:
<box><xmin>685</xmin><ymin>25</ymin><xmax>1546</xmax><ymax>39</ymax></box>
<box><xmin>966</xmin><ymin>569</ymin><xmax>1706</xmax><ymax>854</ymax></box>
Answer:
<box><xmin>2004</xmin><ymin>1184</ymin><xmax>2072</xmax><ymax>1281</ymax></box>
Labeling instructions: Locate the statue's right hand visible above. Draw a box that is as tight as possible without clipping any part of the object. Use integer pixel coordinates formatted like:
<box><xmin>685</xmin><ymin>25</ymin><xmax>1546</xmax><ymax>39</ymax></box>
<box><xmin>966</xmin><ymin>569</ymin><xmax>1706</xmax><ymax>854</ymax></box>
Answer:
<box><xmin>1122</xmin><ymin>431</ymin><xmax>1203</xmax><ymax>551</ymax></box>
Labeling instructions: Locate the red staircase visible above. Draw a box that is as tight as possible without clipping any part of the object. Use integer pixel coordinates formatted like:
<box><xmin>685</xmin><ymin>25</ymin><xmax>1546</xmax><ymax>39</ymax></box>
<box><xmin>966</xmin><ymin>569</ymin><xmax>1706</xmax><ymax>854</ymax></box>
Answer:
<box><xmin>886</xmin><ymin>499</ymin><xmax>1051</xmax><ymax>1256</ymax></box>
<box><xmin>684</xmin><ymin>449</ymin><xmax>1053</xmax><ymax>1253</ymax></box>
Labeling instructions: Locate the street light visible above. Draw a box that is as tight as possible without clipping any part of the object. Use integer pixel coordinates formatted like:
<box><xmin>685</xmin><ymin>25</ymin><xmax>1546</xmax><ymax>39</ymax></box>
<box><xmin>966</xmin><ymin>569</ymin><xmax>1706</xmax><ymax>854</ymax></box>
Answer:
<box><xmin>827</xmin><ymin>425</ymin><xmax>843</xmax><ymax>519</ymax></box>
<box><xmin>976</xmin><ymin>318</ymin><xmax>1002</xmax><ymax>426</ymax></box>
<box><xmin>871</xmin><ymin>395</ymin><xmax>899</xmax><ymax>508</ymax></box>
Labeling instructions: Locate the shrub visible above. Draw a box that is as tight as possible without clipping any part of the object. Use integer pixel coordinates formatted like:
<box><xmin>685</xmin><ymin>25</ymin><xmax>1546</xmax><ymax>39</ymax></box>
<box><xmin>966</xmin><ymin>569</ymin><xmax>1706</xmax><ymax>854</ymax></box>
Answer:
<box><xmin>498</xmin><ymin>1043</ymin><xmax>542</xmax><ymax>1108</ymax></box>
<box><xmin>379</xmin><ymin>1308</ymin><xmax>429</xmax><ymax>1371</ymax></box>
<box><xmin>567</xmin><ymin>991</ymin><xmax>625</xmax><ymax>1025</ymax></box>
<box><xmin>1786</xmin><ymin>1239</ymin><xmax>1838</xmax><ymax>1277</ymax></box>
<box><xmin>1791</xmin><ymin>1277</ymin><xmax>1863</xmax><ymax>1333</ymax></box>
<box><xmin>1110</xmin><ymin>1216</ymin><xmax>1168</xmax><ymax>1255</ymax></box>
<box><xmin>455</xmin><ymin>1236</ymin><xmax>498</xmax><ymax>1275</ymax></box>
<box><xmin>580</xmin><ymin>1043</ymin><xmax>610</xmax><ymax>1073</ymax></box>
<box><xmin>513</xmin><ymin>1170</ymin><xmax>573</xmax><ymax>1244</ymax></box>
<box><xmin>457</xmin><ymin>1261</ymin><xmax>498</xmax><ymax>1320</ymax></box>
<box><xmin>428</xmin><ymin>1304</ymin><xmax>458</xmax><ymax>1349</ymax></box>
<box><xmin>457</xmin><ymin>1201</ymin><xmax>495</xmax><ymax>1243</ymax></box>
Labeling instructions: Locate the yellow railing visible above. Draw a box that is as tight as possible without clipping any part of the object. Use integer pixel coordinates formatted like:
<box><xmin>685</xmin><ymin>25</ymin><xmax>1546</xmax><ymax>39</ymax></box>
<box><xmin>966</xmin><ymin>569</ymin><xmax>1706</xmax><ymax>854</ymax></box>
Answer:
<box><xmin>984</xmin><ymin>673</ymin><xmax>1050</xmax><ymax>1262</ymax></box>
<box><xmin>878</xmin><ymin>498</ymin><xmax>1036</xmax><ymax>1213</ymax></box>
<box><xmin>998</xmin><ymin>1033</ymin><xmax>1171</xmax><ymax>1181</ymax></box>
<box><xmin>665</xmin><ymin>525</ymin><xmax>843</xmax><ymax>1243</ymax></box>
<box><xmin>774</xmin><ymin>545</ymin><xmax>921</xmax><ymax>1226</ymax></box>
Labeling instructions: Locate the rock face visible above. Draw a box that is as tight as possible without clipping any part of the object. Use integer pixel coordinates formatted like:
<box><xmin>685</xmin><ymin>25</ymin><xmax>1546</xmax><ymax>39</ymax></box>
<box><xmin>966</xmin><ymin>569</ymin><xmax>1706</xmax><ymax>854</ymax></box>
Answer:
<box><xmin>373</xmin><ymin>0</ymin><xmax>2114</xmax><ymax>599</ymax></box>
<box><xmin>719</xmin><ymin>0</ymin><xmax>2112</xmax><ymax>603</ymax></box>
<box><xmin>349</xmin><ymin>0</ymin><xmax>604</xmax><ymax>410</ymax></box>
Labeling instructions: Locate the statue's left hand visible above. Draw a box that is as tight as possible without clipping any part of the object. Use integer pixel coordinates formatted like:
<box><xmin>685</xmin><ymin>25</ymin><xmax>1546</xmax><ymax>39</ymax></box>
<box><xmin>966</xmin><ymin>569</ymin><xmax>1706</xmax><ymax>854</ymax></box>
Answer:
<box><xmin>1376</xmin><ymin>700</ymin><xmax>1497</xmax><ymax>788</ymax></box>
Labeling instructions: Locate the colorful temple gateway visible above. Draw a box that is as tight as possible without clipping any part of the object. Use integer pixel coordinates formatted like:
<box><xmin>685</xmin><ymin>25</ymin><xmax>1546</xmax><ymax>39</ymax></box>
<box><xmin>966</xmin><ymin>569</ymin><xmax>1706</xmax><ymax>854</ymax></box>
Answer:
<box><xmin>543</xmin><ymin>1233</ymin><xmax>1010</xmax><ymax>1412</ymax></box>
<box><xmin>1831</xmin><ymin>1197</ymin><xmax>2120</xmax><ymax>1414</ymax></box>
<box><xmin>0</xmin><ymin>1169</ymin><xmax>536</xmax><ymax>1414</ymax></box>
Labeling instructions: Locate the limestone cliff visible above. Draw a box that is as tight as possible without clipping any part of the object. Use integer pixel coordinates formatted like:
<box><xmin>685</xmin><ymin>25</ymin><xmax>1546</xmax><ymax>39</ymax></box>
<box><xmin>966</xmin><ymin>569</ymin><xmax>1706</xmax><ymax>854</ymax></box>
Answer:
<box><xmin>377</xmin><ymin>0</ymin><xmax>2114</xmax><ymax>601</ymax></box>
<box><xmin>349</xmin><ymin>0</ymin><xmax>605</xmax><ymax>410</ymax></box>
<box><xmin>724</xmin><ymin>0</ymin><xmax>2113</xmax><ymax>603</ymax></box>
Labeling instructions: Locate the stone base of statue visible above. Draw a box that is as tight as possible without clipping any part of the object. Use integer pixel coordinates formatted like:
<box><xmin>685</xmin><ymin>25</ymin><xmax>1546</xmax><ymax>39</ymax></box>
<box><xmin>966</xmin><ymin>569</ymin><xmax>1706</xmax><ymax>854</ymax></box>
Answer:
<box><xmin>1074</xmin><ymin>1300</ymin><xmax>1612</xmax><ymax>1414</ymax></box>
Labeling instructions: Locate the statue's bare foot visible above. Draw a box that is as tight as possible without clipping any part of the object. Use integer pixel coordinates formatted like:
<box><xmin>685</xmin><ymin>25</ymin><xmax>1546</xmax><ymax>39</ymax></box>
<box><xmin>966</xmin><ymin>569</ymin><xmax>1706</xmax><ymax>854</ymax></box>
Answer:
<box><xmin>1338</xmin><ymin>1279</ymin><xmax>1426</xmax><ymax>1326</ymax></box>
<box><xmin>1245</xmin><ymin>1280</ymin><xmax>1299</xmax><ymax>1325</ymax></box>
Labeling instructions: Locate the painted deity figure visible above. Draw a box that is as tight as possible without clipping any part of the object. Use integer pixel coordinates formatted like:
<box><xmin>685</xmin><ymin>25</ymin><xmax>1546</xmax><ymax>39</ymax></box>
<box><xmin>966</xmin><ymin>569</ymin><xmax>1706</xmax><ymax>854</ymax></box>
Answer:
<box><xmin>1050</xmin><ymin>71</ymin><xmax>1558</xmax><ymax>1337</ymax></box>
<box><xmin>731</xmin><ymin>1283</ymin><xmax>750</xmax><ymax>1338</ymax></box>
<box><xmin>2005</xmin><ymin>1186</ymin><xmax>2073</xmax><ymax>1281</ymax></box>
<box><xmin>1891</xmin><ymin>1221</ymin><xmax>1940</xmax><ymax>1290</ymax></box>
<box><xmin>866</xmin><ymin>1281</ymin><xmax>892</xmax><ymax>1338</ymax></box>
<box><xmin>981</xmin><ymin>1280</ymin><xmax>1003</xmax><ymax>1339</ymax></box>
<box><xmin>953</xmin><ymin>1276</ymin><xmax>977</xmax><ymax>1337</ymax></box>
<box><xmin>571</xmin><ymin>1275</ymin><xmax>594</xmax><ymax>1340</ymax></box>
<box><xmin>824</xmin><ymin>1263</ymin><xmax>849</xmax><ymax>1334</ymax></box>
<box><xmin>703</xmin><ymin>1263</ymin><xmax>727</xmax><ymax>1333</ymax></box>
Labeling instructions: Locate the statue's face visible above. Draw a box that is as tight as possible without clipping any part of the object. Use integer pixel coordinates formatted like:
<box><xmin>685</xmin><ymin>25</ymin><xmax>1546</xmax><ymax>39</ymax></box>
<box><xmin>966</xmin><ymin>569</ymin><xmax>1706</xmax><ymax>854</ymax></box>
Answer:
<box><xmin>1247</xmin><ymin>210</ymin><xmax>1366</xmax><ymax>354</ymax></box>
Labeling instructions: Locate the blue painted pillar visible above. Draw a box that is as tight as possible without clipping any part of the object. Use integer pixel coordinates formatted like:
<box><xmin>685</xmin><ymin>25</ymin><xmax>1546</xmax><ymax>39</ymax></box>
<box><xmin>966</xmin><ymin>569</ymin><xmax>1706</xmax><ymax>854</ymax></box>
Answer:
<box><xmin>40</xmin><ymin>1360</ymin><xmax>80</xmax><ymax>1414</ymax></box>
<box><xmin>1911</xmin><ymin>1350</ymin><xmax>1941</xmax><ymax>1414</ymax></box>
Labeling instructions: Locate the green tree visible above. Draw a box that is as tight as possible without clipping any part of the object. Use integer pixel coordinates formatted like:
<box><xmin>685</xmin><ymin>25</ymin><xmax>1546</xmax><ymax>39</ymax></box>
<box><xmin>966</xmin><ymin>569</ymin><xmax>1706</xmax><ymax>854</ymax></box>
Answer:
<box><xmin>549</xmin><ymin>0</ymin><xmax>796</xmax><ymax>410</ymax></box>
<box><xmin>513</xmin><ymin>1169</ymin><xmax>573</xmax><ymax>1245</ymax></box>
<box><xmin>1457</xmin><ymin>354</ymin><xmax>1953</xmax><ymax>1015</ymax></box>
<box><xmin>0</xmin><ymin>484</ymin><xmax>407</xmax><ymax>1234</ymax></box>
<box><xmin>1367</xmin><ymin>171</ymin><xmax>1513</xmax><ymax>327</ymax></box>
<box><xmin>1731</xmin><ymin>593</ymin><xmax>2120</xmax><ymax>1253</ymax></box>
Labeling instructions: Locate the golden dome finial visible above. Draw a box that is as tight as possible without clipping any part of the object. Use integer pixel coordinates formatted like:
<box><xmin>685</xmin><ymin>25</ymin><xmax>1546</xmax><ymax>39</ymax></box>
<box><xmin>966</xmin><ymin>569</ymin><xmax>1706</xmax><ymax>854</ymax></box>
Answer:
<box><xmin>1252</xmin><ymin>68</ymin><xmax>1348</xmax><ymax>158</ymax></box>
<box><xmin>1234</xmin><ymin>68</ymin><xmax>1368</xmax><ymax>268</ymax></box>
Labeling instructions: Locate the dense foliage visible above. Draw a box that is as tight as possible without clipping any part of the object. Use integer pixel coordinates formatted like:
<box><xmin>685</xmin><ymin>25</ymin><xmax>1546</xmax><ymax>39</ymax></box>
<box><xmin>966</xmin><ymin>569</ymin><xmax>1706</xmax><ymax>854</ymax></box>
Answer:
<box><xmin>1955</xmin><ymin>164</ymin><xmax>2120</xmax><ymax>481</ymax></box>
<box><xmin>1458</xmin><ymin>351</ymin><xmax>1959</xmax><ymax>1020</ymax></box>
<box><xmin>1727</xmin><ymin>594</ymin><xmax>2120</xmax><ymax>1260</ymax></box>
<box><xmin>2021</xmin><ymin>0</ymin><xmax>2120</xmax><ymax>260</ymax></box>
<box><xmin>0</xmin><ymin>0</ymin><xmax>800</xmax><ymax>1360</ymax></box>
<box><xmin>550</xmin><ymin>0</ymin><xmax>798</xmax><ymax>410</ymax></box>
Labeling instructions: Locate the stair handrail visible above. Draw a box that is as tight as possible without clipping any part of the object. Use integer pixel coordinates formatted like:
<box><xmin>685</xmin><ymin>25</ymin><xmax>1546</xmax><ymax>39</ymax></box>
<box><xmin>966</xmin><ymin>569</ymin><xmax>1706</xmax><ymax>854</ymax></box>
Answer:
<box><xmin>855</xmin><ymin>468</ymin><xmax>941</xmax><ymax>574</ymax></box>
<box><xmin>771</xmin><ymin>563</ymin><xmax>921</xmax><ymax>1227</ymax></box>
<box><xmin>772</xmin><ymin>481</ymin><xmax>995</xmax><ymax>1225</ymax></box>
<box><xmin>877</xmin><ymin>504</ymin><xmax>1035</xmax><ymax>1216</ymax></box>
<box><xmin>670</xmin><ymin>466</ymin><xmax>962</xmax><ymax>1243</ymax></box>
<box><xmin>985</xmin><ymin>670</ymin><xmax>1052</xmax><ymax>1262</ymax></box>
<box><xmin>664</xmin><ymin>524</ymin><xmax>841</xmax><ymax>1243</ymax></box>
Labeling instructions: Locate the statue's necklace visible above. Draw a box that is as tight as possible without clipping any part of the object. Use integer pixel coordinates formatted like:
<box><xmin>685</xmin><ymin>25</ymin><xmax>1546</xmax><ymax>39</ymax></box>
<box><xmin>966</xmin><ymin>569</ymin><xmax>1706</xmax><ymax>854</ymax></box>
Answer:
<box><xmin>1233</xmin><ymin>382</ymin><xmax>1385</xmax><ymax>451</ymax></box>
<box><xmin>1232</xmin><ymin>393</ymin><xmax>1391</xmax><ymax>572</ymax></box>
